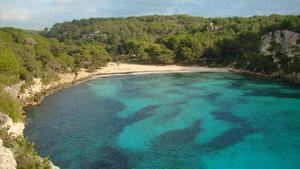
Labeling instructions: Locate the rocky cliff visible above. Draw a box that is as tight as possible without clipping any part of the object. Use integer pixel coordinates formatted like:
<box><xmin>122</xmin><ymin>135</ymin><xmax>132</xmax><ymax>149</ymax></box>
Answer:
<box><xmin>18</xmin><ymin>78</ymin><xmax>58</xmax><ymax>105</ymax></box>
<box><xmin>0</xmin><ymin>112</ymin><xmax>60</xmax><ymax>169</ymax></box>
<box><xmin>0</xmin><ymin>73</ymin><xmax>74</xmax><ymax>169</ymax></box>
<box><xmin>0</xmin><ymin>139</ymin><xmax>17</xmax><ymax>169</ymax></box>
<box><xmin>260</xmin><ymin>30</ymin><xmax>300</xmax><ymax>57</ymax></box>
<box><xmin>1</xmin><ymin>78</ymin><xmax>62</xmax><ymax>169</ymax></box>
<box><xmin>259</xmin><ymin>30</ymin><xmax>300</xmax><ymax>83</ymax></box>
<box><xmin>5</xmin><ymin>77</ymin><xmax>68</xmax><ymax>106</ymax></box>
<box><xmin>0</xmin><ymin>112</ymin><xmax>24</xmax><ymax>137</ymax></box>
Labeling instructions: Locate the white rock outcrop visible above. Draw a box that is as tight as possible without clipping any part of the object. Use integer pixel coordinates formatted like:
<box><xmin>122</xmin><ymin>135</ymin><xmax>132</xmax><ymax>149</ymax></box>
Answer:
<box><xmin>4</xmin><ymin>82</ymin><xmax>24</xmax><ymax>99</ymax></box>
<box><xmin>18</xmin><ymin>78</ymin><xmax>62</xmax><ymax>105</ymax></box>
<box><xmin>259</xmin><ymin>30</ymin><xmax>300</xmax><ymax>84</ymax></box>
<box><xmin>0</xmin><ymin>112</ymin><xmax>24</xmax><ymax>137</ymax></box>
<box><xmin>0</xmin><ymin>139</ymin><xmax>17</xmax><ymax>169</ymax></box>
<box><xmin>50</xmin><ymin>162</ymin><xmax>60</xmax><ymax>169</ymax></box>
<box><xmin>260</xmin><ymin>30</ymin><xmax>300</xmax><ymax>57</ymax></box>
<box><xmin>0</xmin><ymin>112</ymin><xmax>60</xmax><ymax>169</ymax></box>
<box><xmin>18</xmin><ymin>78</ymin><xmax>43</xmax><ymax>103</ymax></box>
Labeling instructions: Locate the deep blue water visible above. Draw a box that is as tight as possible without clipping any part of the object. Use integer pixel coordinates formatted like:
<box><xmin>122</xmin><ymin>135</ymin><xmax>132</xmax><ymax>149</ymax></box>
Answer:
<box><xmin>24</xmin><ymin>73</ymin><xmax>300</xmax><ymax>169</ymax></box>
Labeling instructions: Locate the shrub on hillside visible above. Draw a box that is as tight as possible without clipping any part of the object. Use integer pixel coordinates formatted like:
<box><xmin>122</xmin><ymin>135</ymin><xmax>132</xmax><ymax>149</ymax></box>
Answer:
<box><xmin>0</xmin><ymin>48</ymin><xmax>21</xmax><ymax>85</ymax></box>
<box><xmin>0</xmin><ymin>128</ymin><xmax>51</xmax><ymax>169</ymax></box>
<box><xmin>0</xmin><ymin>88</ymin><xmax>24</xmax><ymax>122</ymax></box>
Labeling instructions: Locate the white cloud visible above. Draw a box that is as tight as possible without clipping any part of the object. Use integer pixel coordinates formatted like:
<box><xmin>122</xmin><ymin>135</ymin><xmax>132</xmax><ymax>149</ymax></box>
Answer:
<box><xmin>0</xmin><ymin>8</ymin><xmax>30</xmax><ymax>21</ymax></box>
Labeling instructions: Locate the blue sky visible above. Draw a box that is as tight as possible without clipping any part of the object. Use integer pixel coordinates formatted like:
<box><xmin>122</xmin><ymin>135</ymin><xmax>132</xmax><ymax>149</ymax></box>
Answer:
<box><xmin>0</xmin><ymin>0</ymin><xmax>299</xmax><ymax>29</ymax></box>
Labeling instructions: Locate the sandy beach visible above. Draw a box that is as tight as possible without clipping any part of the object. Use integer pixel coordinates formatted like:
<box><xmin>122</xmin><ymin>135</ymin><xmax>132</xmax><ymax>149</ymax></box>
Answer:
<box><xmin>59</xmin><ymin>63</ymin><xmax>228</xmax><ymax>84</ymax></box>
<box><xmin>17</xmin><ymin>63</ymin><xmax>228</xmax><ymax>105</ymax></box>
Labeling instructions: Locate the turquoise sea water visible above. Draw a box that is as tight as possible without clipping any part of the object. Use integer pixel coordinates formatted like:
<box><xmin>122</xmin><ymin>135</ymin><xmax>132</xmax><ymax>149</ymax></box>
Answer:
<box><xmin>24</xmin><ymin>73</ymin><xmax>300</xmax><ymax>169</ymax></box>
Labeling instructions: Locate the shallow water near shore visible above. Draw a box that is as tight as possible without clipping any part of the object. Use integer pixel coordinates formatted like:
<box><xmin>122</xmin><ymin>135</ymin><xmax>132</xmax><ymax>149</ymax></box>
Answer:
<box><xmin>25</xmin><ymin>72</ymin><xmax>300</xmax><ymax>169</ymax></box>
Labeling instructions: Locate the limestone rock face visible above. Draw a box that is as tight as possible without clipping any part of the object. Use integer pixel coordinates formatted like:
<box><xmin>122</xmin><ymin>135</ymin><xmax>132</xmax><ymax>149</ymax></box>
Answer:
<box><xmin>50</xmin><ymin>162</ymin><xmax>60</xmax><ymax>169</ymax></box>
<box><xmin>24</xmin><ymin>38</ymin><xmax>37</xmax><ymax>46</ymax></box>
<box><xmin>18</xmin><ymin>78</ymin><xmax>46</xmax><ymax>105</ymax></box>
<box><xmin>0</xmin><ymin>139</ymin><xmax>17</xmax><ymax>169</ymax></box>
<box><xmin>4</xmin><ymin>81</ymin><xmax>24</xmax><ymax>99</ymax></box>
<box><xmin>0</xmin><ymin>112</ymin><xmax>24</xmax><ymax>137</ymax></box>
<box><xmin>260</xmin><ymin>30</ymin><xmax>300</xmax><ymax>57</ymax></box>
<box><xmin>284</xmin><ymin>72</ymin><xmax>300</xmax><ymax>84</ymax></box>
<box><xmin>0</xmin><ymin>113</ymin><xmax>60</xmax><ymax>169</ymax></box>
<box><xmin>259</xmin><ymin>30</ymin><xmax>300</xmax><ymax>84</ymax></box>
<box><xmin>18</xmin><ymin>78</ymin><xmax>62</xmax><ymax>105</ymax></box>
<box><xmin>18</xmin><ymin>78</ymin><xmax>43</xmax><ymax>103</ymax></box>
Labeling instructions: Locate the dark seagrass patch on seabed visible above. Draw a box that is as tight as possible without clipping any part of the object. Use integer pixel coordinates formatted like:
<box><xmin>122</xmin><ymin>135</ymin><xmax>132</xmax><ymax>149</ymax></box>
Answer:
<box><xmin>101</xmin><ymin>104</ymin><xmax>160</xmax><ymax>136</ymax></box>
<box><xmin>86</xmin><ymin>146</ymin><xmax>130</xmax><ymax>169</ymax></box>
<box><xmin>199</xmin><ymin>127</ymin><xmax>258</xmax><ymax>152</ymax></box>
<box><xmin>212</xmin><ymin>111</ymin><xmax>248</xmax><ymax>126</ymax></box>
<box><xmin>227</xmin><ymin>80</ymin><xmax>245</xmax><ymax>89</ymax></box>
<box><xmin>199</xmin><ymin>111</ymin><xmax>258</xmax><ymax>152</ymax></box>
<box><xmin>155</xmin><ymin>120</ymin><xmax>202</xmax><ymax>145</ymax></box>
<box><xmin>125</xmin><ymin>104</ymin><xmax>160</xmax><ymax>124</ymax></box>
<box><xmin>158</xmin><ymin>110</ymin><xmax>182</xmax><ymax>122</ymax></box>
<box><xmin>204</xmin><ymin>92</ymin><xmax>222</xmax><ymax>102</ymax></box>
<box><xmin>244</xmin><ymin>89</ymin><xmax>300</xmax><ymax>99</ymax></box>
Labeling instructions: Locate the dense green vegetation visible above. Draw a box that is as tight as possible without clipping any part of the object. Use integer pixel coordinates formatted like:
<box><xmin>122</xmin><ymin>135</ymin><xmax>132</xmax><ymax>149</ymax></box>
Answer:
<box><xmin>44</xmin><ymin>14</ymin><xmax>300</xmax><ymax>70</ymax></box>
<box><xmin>0</xmin><ymin>28</ymin><xmax>111</xmax><ymax>86</ymax></box>
<box><xmin>0</xmin><ymin>88</ymin><xmax>24</xmax><ymax>121</ymax></box>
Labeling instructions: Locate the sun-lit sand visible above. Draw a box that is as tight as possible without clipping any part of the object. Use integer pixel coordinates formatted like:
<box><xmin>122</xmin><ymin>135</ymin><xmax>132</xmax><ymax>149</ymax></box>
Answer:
<box><xmin>58</xmin><ymin>62</ymin><xmax>228</xmax><ymax>84</ymax></box>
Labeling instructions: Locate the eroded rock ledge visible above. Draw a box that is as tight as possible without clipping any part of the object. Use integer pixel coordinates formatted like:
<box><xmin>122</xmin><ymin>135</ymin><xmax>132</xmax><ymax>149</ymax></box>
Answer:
<box><xmin>0</xmin><ymin>112</ymin><xmax>24</xmax><ymax>137</ymax></box>
<box><xmin>260</xmin><ymin>30</ymin><xmax>300</xmax><ymax>57</ymax></box>
<box><xmin>0</xmin><ymin>112</ymin><xmax>59</xmax><ymax>169</ymax></box>
<box><xmin>259</xmin><ymin>30</ymin><xmax>300</xmax><ymax>84</ymax></box>
<box><xmin>0</xmin><ymin>139</ymin><xmax>17</xmax><ymax>169</ymax></box>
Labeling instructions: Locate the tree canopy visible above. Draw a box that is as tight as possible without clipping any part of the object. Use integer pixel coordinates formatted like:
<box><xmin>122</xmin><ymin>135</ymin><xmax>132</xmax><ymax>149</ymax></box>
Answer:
<box><xmin>43</xmin><ymin>14</ymin><xmax>300</xmax><ymax>69</ymax></box>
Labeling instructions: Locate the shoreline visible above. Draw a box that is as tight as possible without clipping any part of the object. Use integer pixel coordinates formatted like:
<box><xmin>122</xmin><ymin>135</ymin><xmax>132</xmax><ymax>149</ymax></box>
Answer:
<box><xmin>20</xmin><ymin>63</ymin><xmax>299</xmax><ymax>107</ymax></box>
<box><xmin>76</xmin><ymin>69</ymin><xmax>229</xmax><ymax>84</ymax></box>
<box><xmin>229</xmin><ymin>68</ymin><xmax>300</xmax><ymax>86</ymax></box>
<box><xmin>59</xmin><ymin>63</ymin><xmax>229</xmax><ymax>86</ymax></box>
<box><xmin>20</xmin><ymin>63</ymin><xmax>229</xmax><ymax>106</ymax></box>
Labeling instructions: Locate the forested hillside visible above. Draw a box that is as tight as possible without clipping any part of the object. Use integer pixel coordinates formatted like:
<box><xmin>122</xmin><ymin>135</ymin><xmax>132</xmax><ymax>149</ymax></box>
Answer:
<box><xmin>1</xmin><ymin>14</ymin><xmax>299</xmax><ymax>89</ymax></box>
<box><xmin>44</xmin><ymin>15</ymin><xmax>300</xmax><ymax>70</ymax></box>
<box><xmin>0</xmin><ymin>28</ymin><xmax>111</xmax><ymax>86</ymax></box>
